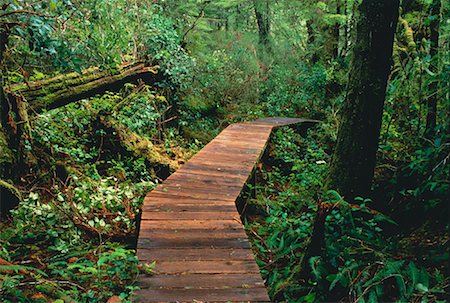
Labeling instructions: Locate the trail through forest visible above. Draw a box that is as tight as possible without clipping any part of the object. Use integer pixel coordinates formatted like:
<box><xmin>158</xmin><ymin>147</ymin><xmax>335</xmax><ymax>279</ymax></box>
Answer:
<box><xmin>0</xmin><ymin>1</ymin><xmax>448</xmax><ymax>302</ymax></box>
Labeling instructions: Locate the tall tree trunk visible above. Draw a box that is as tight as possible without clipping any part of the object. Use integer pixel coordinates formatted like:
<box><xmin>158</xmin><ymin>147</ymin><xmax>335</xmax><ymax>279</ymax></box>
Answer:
<box><xmin>332</xmin><ymin>2</ymin><xmax>341</xmax><ymax>59</ymax></box>
<box><xmin>327</xmin><ymin>0</ymin><xmax>400</xmax><ymax>200</ymax></box>
<box><xmin>0</xmin><ymin>26</ymin><xmax>8</xmax><ymax>132</ymax></box>
<box><xmin>307</xmin><ymin>20</ymin><xmax>319</xmax><ymax>64</ymax></box>
<box><xmin>254</xmin><ymin>0</ymin><xmax>271</xmax><ymax>53</ymax></box>
<box><xmin>425</xmin><ymin>0</ymin><xmax>440</xmax><ymax>139</ymax></box>
<box><xmin>0</xmin><ymin>25</ymin><xmax>19</xmax><ymax>218</ymax></box>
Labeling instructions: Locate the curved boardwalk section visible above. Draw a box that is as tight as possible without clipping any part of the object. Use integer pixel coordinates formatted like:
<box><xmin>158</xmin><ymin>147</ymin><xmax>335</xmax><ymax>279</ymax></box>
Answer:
<box><xmin>135</xmin><ymin>118</ymin><xmax>314</xmax><ymax>303</ymax></box>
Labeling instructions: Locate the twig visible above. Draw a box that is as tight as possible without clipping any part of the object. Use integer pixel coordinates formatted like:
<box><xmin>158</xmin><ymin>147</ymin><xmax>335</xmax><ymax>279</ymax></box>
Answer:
<box><xmin>181</xmin><ymin>1</ymin><xmax>211</xmax><ymax>42</ymax></box>
<box><xmin>355</xmin><ymin>274</ymin><xmax>404</xmax><ymax>303</ymax></box>
<box><xmin>18</xmin><ymin>280</ymin><xmax>86</xmax><ymax>291</ymax></box>
<box><xmin>0</xmin><ymin>10</ymin><xmax>51</xmax><ymax>19</ymax></box>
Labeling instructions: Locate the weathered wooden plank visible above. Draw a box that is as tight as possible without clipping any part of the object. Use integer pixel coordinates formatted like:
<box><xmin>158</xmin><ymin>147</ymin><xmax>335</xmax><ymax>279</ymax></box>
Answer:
<box><xmin>136</xmin><ymin>118</ymin><xmax>315</xmax><ymax>302</ymax></box>
<box><xmin>138</xmin><ymin>273</ymin><xmax>266</xmax><ymax>289</ymax></box>
<box><xmin>137</xmin><ymin>248</ymin><xmax>255</xmax><ymax>261</ymax></box>
<box><xmin>138</xmin><ymin>237</ymin><xmax>251</xmax><ymax>249</ymax></box>
<box><xmin>151</xmin><ymin>260</ymin><xmax>261</xmax><ymax>274</ymax></box>
<box><xmin>156</xmin><ymin>183</ymin><xmax>244</xmax><ymax>194</ymax></box>
<box><xmin>142</xmin><ymin>204</ymin><xmax>238</xmax><ymax>213</ymax></box>
<box><xmin>139</xmin><ymin>229</ymin><xmax>247</xmax><ymax>238</ymax></box>
<box><xmin>139</xmin><ymin>220</ymin><xmax>243</xmax><ymax>230</ymax></box>
<box><xmin>163</xmin><ymin>175</ymin><xmax>249</xmax><ymax>187</ymax></box>
<box><xmin>144</xmin><ymin>191</ymin><xmax>238</xmax><ymax>201</ymax></box>
<box><xmin>134</xmin><ymin>288</ymin><xmax>270</xmax><ymax>302</ymax></box>
<box><xmin>142</xmin><ymin>211</ymin><xmax>241</xmax><ymax>220</ymax></box>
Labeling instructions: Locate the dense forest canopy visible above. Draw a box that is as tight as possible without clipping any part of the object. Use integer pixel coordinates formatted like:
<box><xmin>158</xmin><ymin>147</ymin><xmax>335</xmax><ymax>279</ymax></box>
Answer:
<box><xmin>0</xmin><ymin>0</ymin><xmax>449</xmax><ymax>302</ymax></box>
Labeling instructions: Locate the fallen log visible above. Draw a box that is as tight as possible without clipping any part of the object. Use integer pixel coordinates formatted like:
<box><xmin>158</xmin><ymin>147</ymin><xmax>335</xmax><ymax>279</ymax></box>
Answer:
<box><xmin>95</xmin><ymin>114</ymin><xmax>180</xmax><ymax>179</ymax></box>
<box><xmin>7</xmin><ymin>62</ymin><xmax>161</xmax><ymax>112</ymax></box>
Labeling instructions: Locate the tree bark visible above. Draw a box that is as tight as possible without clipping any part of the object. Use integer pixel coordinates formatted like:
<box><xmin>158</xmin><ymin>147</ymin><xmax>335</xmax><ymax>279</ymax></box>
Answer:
<box><xmin>332</xmin><ymin>1</ymin><xmax>341</xmax><ymax>59</ymax></box>
<box><xmin>326</xmin><ymin>0</ymin><xmax>400</xmax><ymax>200</ymax></box>
<box><xmin>425</xmin><ymin>0</ymin><xmax>440</xmax><ymax>139</ymax></box>
<box><xmin>254</xmin><ymin>0</ymin><xmax>271</xmax><ymax>53</ymax></box>
<box><xmin>0</xmin><ymin>24</ymin><xmax>20</xmax><ymax>219</ymax></box>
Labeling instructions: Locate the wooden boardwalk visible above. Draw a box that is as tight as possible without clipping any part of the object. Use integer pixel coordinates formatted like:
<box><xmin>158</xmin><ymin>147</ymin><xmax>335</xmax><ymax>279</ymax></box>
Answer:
<box><xmin>135</xmin><ymin>118</ymin><xmax>315</xmax><ymax>303</ymax></box>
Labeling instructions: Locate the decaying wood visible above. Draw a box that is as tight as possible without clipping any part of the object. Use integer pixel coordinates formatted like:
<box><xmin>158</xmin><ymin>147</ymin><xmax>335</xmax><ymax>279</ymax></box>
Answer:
<box><xmin>95</xmin><ymin>114</ymin><xmax>179</xmax><ymax>175</ymax></box>
<box><xmin>7</xmin><ymin>62</ymin><xmax>160</xmax><ymax>112</ymax></box>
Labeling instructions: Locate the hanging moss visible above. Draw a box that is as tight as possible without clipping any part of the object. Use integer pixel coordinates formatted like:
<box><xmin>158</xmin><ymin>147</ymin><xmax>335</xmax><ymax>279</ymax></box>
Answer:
<box><xmin>398</xmin><ymin>17</ymin><xmax>417</xmax><ymax>53</ymax></box>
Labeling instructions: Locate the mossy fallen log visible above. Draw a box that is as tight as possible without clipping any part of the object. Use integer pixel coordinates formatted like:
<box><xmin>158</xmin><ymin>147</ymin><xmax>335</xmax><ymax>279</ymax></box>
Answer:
<box><xmin>96</xmin><ymin>114</ymin><xmax>179</xmax><ymax>179</ymax></box>
<box><xmin>7</xmin><ymin>62</ymin><xmax>161</xmax><ymax>112</ymax></box>
<box><xmin>0</xmin><ymin>179</ymin><xmax>21</xmax><ymax>218</ymax></box>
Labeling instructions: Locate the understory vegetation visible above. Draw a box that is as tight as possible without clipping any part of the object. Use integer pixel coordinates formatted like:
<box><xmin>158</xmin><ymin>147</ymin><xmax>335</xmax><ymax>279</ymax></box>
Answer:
<box><xmin>1</xmin><ymin>0</ymin><xmax>449</xmax><ymax>302</ymax></box>
<box><xmin>245</xmin><ymin>127</ymin><xmax>448</xmax><ymax>302</ymax></box>
<box><xmin>0</xmin><ymin>85</ymin><xmax>197</xmax><ymax>301</ymax></box>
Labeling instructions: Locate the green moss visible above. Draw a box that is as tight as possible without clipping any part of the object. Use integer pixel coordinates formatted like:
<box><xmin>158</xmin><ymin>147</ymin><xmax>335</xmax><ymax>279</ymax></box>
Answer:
<box><xmin>0</xmin><ymin>128</ymin><xmax>14</xmax><ymax>166</ymax></box>
<box><xmin>0</xmin><ymin>179</ymin><xmax>22</xmax><ymax>201</ymax></box>
<box><xmin>182</xmin><ymin>95</ymin><xmax>215</xmax><ymax>114</ymax></box>
<box><xmin>99</xmin><ymin>116</ymin><xmax>178</xmax><ymax>170</ymax></box>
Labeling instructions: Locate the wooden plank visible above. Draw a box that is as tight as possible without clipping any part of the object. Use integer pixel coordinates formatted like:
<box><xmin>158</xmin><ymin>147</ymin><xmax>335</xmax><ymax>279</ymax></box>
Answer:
<box><xmin>139</xmin><ymin>229</ymin><xmax>247</xmax><ymax>238</ymax></box>
<box><xmin>139</xmin><ymin>220</ymin><xmax>244</xmax><ymax>230</ymax></box>
<box><xmin>155</xmin><ymin>183</ymin><xmax>244</xmax><ymax>194</ymax></box>
<box><xmin>164</xmin><ymin>174</ymin><xmax>248</xmax><ymax>186</ymax></box>
<box><xmin>168</xmin><ymin>168</ymin><xmax>251</xmax><ymax>179</ymax></box>
<box><xmin>144</xmin><ymin>191</ymin><xmax>238</xmax><ymax>201</ymax></box>
<box><xmin>137</xmin><ymin>248</ymin><xmax>255</xmax><ymax>261</ymax></box>
<box><xmin>134</xmin><ymin>288</ymin><xmax>270</xmax><ymax>302</ymax></box>
<box><xmin>138</xmin><ymin>273</ymin><xmax>266</xmax><ymax>289</ymax></box>
<box><xmin>138</xmin><ymin>237</ymin><xmax>251</xmax><ymax>249</ymax></box>
<box><xmin>142</xmin><ymin>211</ymin><xmax>241</xmax><ymax>220</ymax></box>
<box><xmin>142</xmin><ymin>204</ymin><xmax>238</xmax><ymax>212</ymax></box>
<box><xmin>144</xmin><ymin>194</ymin><xmax>236</xmax><ymax>203</ymax></box>
<box><xmin>151</xmin><ymin>260</ymin><xmax>261</xmax><ymax>274</ymax></box>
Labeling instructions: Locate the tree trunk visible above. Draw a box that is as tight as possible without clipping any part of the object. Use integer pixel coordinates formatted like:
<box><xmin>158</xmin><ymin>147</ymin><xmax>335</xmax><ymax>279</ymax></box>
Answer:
<box><xmin>254</xmin><ymin>0</ymin><xmax>271</xmax><ymax>52</ymax></box>
<box><xmin>425</xmin><ymin>0</ymin><xmax>440</xmax><ymax>139</ymax></box>
<box><xmin>327</xmin><ymin>0</ymin><xmax>400</xmax><ymax>200</ymax></box>
<box><xmin>333</xmin><ymin>1</ymin><xmax>341</xmax><ymax>59</ymax></box>
<box><xmin>0</xmin><ymin>25</ymin><xmax>20</xmax><ymax>219</ymax></box>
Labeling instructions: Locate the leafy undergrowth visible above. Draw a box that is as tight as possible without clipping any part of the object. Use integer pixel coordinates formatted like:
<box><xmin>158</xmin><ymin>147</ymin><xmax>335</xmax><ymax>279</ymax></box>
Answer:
<box><xmin>245</xmin><ymin>127</ymin><xmax>449</xmax><ymax>303</ymax></box>
<box><xmin>0</xmin><ymin>85</ymin><xmax>198</xmax><ymax>302</ymax></box>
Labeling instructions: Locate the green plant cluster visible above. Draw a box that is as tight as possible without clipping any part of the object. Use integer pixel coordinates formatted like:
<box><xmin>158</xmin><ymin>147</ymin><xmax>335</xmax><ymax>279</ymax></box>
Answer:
<box><xmin>246</xmin><ymin>127</ymin><xmax>448</xmax><ymax>302</ymax></box>
<box><xmin>4</xmin><ymin>1</ymin><xmax>193</xmax><ymax>82</ymax></box>
<box><xmin>0</xmin><ymin>85</ymin><xmax>196</xmax><ymax>302</ymax></box>
<box><xmin>1</xmin><ymin>189</ymin><xmax>141</xmax><ymax>302</ymax></box>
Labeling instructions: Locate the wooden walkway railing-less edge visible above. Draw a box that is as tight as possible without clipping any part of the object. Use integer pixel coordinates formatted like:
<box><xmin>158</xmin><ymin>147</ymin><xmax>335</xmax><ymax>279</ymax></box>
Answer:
<box><xmin>135</xmin><ymin>117</ymin><xmax>317</xmax><ymax>303</ymax></box>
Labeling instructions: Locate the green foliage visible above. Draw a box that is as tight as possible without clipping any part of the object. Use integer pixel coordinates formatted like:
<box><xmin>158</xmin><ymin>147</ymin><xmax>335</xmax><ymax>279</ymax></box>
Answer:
<box><xmin>1</xmin><ymin>186</ymin><xmax>141</xmax><ymax>301</ymax></box>
<box><xmin>1</xmin><ymin>84</ymin><xmax>195</xmax><ymax>300</ymax></box>
<box><xmin>1</xmin><ymin>0</ymin><xmax>448</xmax><ymax>301</ymax></box>
<box><xmin>247</xmin><ymin>128</ymin><xmax>448</xmax><ymax>302</ymax></box>
<box><xmin>0</xmin><ymin>241</ymin><xmax>139</xmax><ymax>302</ymax></box>
<box><xmin>3</xmin><ymin>1</ymin><xmax>193</xmax><ymax>87</ymax></box>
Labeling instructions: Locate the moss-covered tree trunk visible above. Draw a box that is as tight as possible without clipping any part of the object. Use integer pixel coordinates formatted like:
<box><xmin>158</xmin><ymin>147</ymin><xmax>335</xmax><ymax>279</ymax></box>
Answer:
<box><xmin>425</xmin><ymin>0</ymin><xmax>441</xmax><ymax>139</ymax></box>
<box><xmin>0</xmin><ymin>25</ymin><xmax>20</xmax><ymax>218</ymax></box>
<box><xmin>327</xmin><ymin>0</ymin><xmax>400</xmax><ymax>199</ymax></box>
